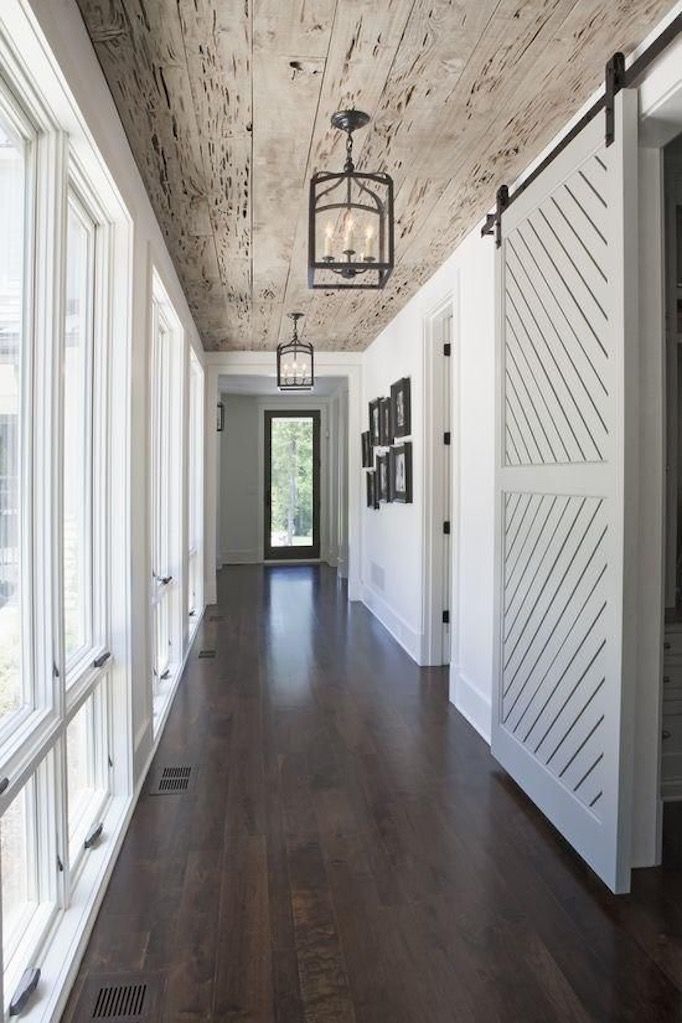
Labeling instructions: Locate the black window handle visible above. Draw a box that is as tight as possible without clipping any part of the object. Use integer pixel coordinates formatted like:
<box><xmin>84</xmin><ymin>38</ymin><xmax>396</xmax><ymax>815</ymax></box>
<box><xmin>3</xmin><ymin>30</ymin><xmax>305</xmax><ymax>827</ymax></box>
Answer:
<box><xmin>9</xmin><ymin>968</ymin><xmax>40</xmax><ymax>1016</ymax></box>
<box><xmin>84</xmin><ymin>822</ymin><xmax>104</xmax><ymax>849</ymax></box>
<box><xmin>160</xmin><ymin>575</ymin><xmax>173</xmax><ymax>585</ymax></box>
<box><xmin>93</xmin><ymin>651</ymin><xmax>111</xmax><ymax>669</ymax></box>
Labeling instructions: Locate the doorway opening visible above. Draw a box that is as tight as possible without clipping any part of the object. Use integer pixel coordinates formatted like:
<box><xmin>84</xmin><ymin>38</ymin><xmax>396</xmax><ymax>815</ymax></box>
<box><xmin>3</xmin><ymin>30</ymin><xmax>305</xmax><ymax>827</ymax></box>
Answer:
<box><xmin>422</xmin><ymin>299</ymin><xmax>453</xmax><ymax>666</ymax></box>
<box><xmin>264</xmin><ymin>410</ymin><xmax>321</xmax><ymax>561</ymax></box>
<box><xmin>661</xmin><ymin>131</ymin><xmax>682</xmax><ymax>833</ymax></box>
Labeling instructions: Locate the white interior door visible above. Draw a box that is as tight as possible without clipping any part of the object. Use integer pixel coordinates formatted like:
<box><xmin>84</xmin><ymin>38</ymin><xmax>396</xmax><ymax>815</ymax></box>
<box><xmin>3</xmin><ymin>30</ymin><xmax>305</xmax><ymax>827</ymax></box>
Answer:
<box><xmin>491</xmin><ymin>90</ymin><xmax>639</xmax><ymax>893</ymax></box>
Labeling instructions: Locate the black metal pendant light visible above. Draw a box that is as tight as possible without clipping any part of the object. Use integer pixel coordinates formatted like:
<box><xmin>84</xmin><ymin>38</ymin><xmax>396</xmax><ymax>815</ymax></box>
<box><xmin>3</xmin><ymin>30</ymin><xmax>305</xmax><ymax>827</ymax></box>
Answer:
<box><xmin>308</xmin><ymin>109</ymin><xmax>394</xmax><ymax>290</ymax></box>
<box><xmin>277</xmin><ymin>312</ymin><xmax>314</xmax><ymax>391</ymax></box>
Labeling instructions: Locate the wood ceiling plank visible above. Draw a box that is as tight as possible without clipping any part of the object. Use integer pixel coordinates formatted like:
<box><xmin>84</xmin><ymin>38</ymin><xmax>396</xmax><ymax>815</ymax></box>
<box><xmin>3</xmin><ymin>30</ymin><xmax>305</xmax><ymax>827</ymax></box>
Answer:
<box><xmin>76</xmin><ymin>0</ymin><xmax>679</xmax><ymax>351</ymax></box>
<box><xmin>250</xmin><ymin>0</ymin><xmax>336</xmax><ymax>349</ymax></box>
<box><xmin>310</xmin><ymin>0</ymin><xmax>578</xmax><ymax>341</ymax></box>
<box><xmin>334</xmin><ymin>0</ymin><xmax>676</xmax><ymax>348</ymax></box>
<box><xmin>76</xmin><ymin>0</ymin><xmax>225</xmax><ymax>328</ymax></box>
<box><xmin>177</xmin><ymin>0</ymin><xmax>253</xmax><ymax>345</ymax></box>
<box><xmin>276</xmin><ymin>0</ymin><xmax>417</xmax><ymax>347</ymax></box>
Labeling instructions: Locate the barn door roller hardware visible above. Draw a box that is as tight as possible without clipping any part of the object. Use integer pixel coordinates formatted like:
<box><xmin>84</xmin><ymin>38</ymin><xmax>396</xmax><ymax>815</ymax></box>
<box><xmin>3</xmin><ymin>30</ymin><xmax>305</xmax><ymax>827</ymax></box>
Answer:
<box><xmin>604</xmin><ymin>51</ymin><xmax>626</xmax><ymax>147</ymax></box>
<box><xmin>480</xmin><ymin>185</ymin><xmax>509</xmax><ymax>248</ymax></box>
<box><xmin>481</xmin><ymin>15</ymin><xmax>681</xmax><ymax>243</ymax></box>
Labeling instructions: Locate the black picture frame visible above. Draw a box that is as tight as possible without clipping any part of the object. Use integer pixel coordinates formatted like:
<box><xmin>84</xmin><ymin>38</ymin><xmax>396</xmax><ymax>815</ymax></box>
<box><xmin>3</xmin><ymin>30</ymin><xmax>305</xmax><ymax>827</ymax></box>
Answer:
<box><xmin>390</xmin><ymin>377</ymin><xmax>411</xmax><ymax>438</ymax></box>
<box><xmin>380</xmin><ymin>397</ymin><xmax>393</xmax><ymax>446</ymax></box>
<box><xmin>361</xmin><ymin>431</ymin><xmax>372</xmax><ymax>468</ymax></box>
<box><xmin>369</xmin><ymin>398</ymin><xmax>382</xmax><ymax>447</ymax></box>
<box><xmin>366</xmin><ymin>470</ymin><xmax>375</xmax><ymax>508</ymax></box>
<box><xmin>389</xmin><ymin>442</ymin><xmax>412</xmax><ymax>503</ymax></box>
<box><xmin>375</xmin><ymin>452</ymin><xmax>390</xmax><ymax>502</ymax></box>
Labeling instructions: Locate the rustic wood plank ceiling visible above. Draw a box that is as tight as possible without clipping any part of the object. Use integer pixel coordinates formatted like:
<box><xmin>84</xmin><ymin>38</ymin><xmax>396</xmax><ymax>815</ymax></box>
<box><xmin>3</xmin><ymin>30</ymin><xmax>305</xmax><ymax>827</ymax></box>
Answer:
<box><xmin>76</xmin><ymin>0</ymin><xmax>675</xmax><ymax>351</ymax></box>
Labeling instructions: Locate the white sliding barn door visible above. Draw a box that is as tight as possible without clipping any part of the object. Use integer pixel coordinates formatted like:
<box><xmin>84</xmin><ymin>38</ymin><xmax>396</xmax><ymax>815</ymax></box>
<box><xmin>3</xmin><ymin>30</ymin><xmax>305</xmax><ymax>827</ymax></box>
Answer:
<box><xmin>491</xmin><ymin>90</ymin><xmax>639</xmax><ymax>893</ymax></box>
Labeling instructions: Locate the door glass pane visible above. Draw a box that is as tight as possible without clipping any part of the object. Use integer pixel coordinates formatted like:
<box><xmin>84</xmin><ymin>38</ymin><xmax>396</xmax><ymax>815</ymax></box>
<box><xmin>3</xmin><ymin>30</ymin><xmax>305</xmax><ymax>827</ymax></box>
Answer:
<box><xmin>270</xmin><ymin>417</ymin><xmax>314</xmax><ymax>549</ymax></box>
<box><xmin>63</xmin><ymin>195</ymin><xmax>94</xmax><ymax>661</ymax></box>
<box><xmin>0</xmin><ymin>115</ymin><xmax>26</xmax><ymax>723</ymax></box>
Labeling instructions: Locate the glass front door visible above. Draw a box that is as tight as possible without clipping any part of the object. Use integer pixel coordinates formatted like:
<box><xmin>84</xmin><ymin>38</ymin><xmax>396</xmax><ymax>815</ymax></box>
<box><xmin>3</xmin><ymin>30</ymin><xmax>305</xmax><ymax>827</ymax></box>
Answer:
<box><xmin>264</xmin><ymin>411</ymin><xmax>320</xmax><ymax>560</ymax></box>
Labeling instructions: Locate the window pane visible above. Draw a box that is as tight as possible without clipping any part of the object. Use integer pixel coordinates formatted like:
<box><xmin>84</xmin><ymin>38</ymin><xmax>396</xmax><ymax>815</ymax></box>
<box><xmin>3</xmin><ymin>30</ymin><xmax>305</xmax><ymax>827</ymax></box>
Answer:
<box><xmin>270</xmin><ymin>417</ymin><xmax>314</xmax><ymax>548</ymax></box>
<box><xmin>67</xmin><ymin>687</ymin><xmax>107</xmax><ymax>860</ymax></box>
<box><xmin>0</xmin><ymin>115</ymin><xmax>26</xmax><ymax>723</ymax></box>
<box><xmin>63</xmin><ymin>196</ymin><xmax>94</xmax><ymax>661</ymax></box>
<box><xmin>1</xmin><ymin>783</ymin><xmax>33</xmax><ymax>964</ymax></box>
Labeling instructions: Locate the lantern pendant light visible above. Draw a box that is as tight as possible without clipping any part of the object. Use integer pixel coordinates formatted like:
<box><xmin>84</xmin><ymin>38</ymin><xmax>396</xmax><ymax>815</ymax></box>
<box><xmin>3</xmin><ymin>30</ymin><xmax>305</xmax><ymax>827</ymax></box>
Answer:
<box><xmin>277</xmin><ymin>312</ymin><xmax>314</xmax><ymax>392</ymax></box>
<box><xmin>308</xmin><ymin>109</ymin><xmax>394</xmax><ymax>290</ymax></box>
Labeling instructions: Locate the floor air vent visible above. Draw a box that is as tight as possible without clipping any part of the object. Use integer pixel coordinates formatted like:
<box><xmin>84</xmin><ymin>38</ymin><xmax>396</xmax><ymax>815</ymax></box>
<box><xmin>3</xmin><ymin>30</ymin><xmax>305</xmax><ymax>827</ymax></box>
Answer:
<box><xmin>77</xmin><ymin>974</ymin><xmax>162</xmax><ymax>1020</ymax></box>
<box><xmin>148</xmin><ymin>765</ymin><xmax>193</xmax><ymax>795</ymax></box>
<box><xmin>198</xmin><ymin>648</ymin><xmax>216</xmax><ymax>658</ymax></box>
<box><xmin>93</xmin><ymin>982</ymin><xmax>146</xmax><ymax>1018</ymax></box>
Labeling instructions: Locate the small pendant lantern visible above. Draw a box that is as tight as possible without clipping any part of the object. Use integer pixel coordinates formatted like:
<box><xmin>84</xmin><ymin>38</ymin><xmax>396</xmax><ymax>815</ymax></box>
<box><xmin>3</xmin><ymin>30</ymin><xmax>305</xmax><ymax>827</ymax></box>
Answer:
<box><xmin>277</xmin><ymin>312</ymin><xmax>314</xmax><ymax>392</ymax></box>
<box><xmin>308</xmin><ymin>109</ymin><xmax>394</xmax><ymax>290</ymax></box>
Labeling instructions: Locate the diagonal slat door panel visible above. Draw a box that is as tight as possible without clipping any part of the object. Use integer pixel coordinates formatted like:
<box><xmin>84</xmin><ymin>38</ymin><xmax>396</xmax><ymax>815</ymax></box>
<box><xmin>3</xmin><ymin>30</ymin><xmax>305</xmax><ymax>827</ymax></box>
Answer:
<box><xmin>492</xmin><ymin>90</ymin><xmax>638</xmax><ymax>893</ymax></box>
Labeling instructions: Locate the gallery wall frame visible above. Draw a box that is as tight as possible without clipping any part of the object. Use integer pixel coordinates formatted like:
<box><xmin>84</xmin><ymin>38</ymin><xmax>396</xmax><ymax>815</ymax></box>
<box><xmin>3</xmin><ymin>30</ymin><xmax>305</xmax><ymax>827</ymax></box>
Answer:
<box><xmin>361</xmin><ymin>430</ymin><xmax>372</xmax><ymax>467</ymax></box>
<box><xmin>369</xmin><ymin>397</ymin><xmax>382</xmax><ymax>447</ymax></box>
<box><xmin>390</xmin><ymin>377</ymin><xmax>411</xmax><ymax>438</ymax></box>
<box><xmin>380</xmin><ymin>397</ymin><xmax>393</xmax><ymax>446</ymax></box>
<box><xmin>390</xmin><ymin>442</ymin><xmax>413</xmax><ymax>503</ymax></box>
<box><xmin>376</xmin><ymin>452</ymin><xmax>391</xmax><ymax>502</ymax></box>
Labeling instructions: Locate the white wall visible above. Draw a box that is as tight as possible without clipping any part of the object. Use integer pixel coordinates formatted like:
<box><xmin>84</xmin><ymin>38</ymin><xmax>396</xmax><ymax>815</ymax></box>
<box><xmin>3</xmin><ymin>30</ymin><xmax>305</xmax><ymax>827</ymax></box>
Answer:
<box><xmin>360</xmin><ymin>224</ymin><xmax>496</xmax><ymax>741</ymax></box>
<box><xmin>23</xmin><ymin>0</ymin><xmax>206</xmax><ymax>781</ymax></box>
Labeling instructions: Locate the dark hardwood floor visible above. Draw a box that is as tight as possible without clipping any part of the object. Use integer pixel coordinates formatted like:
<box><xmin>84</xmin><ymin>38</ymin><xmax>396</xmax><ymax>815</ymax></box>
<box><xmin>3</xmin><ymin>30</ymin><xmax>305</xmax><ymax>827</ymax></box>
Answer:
<box><xmin>65</xmin><ymin>565</ymin><xmax>682</xmax><ymax>1022</ymax></box>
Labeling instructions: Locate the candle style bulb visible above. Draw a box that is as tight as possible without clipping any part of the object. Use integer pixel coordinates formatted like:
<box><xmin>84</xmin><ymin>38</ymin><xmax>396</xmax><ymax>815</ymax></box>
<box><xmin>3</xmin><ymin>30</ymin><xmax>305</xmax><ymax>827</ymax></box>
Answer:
<box><xmin>364</xmin><ymin>224</ymin><xmax>375</xmax><ymax>260</ymax></box>
<box><xmin>344</xmin><ymin>217</ymin><xmax>355</xmax><ymax>252</ymax></box>
<box><xmin>323</xmin><ymin>222</ymin><xmax>334</xmax><ymax>258</ymax></box>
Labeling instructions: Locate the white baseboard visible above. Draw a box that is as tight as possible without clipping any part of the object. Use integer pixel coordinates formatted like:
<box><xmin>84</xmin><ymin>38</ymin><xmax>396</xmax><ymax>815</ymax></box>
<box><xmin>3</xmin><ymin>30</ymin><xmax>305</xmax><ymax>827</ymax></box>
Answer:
<box><xmin>361</xmin><ymin>583</ymin><xmax>422</xmax><ymax>664</ymax></box>
<box><xmin>450</xmin><ymin>666</ymin><xmax>491</xmax><ymax>744</ymax></box>
<box><xmin>222</xmin><ymin>547</ymin><xmax>260</xmax><ymax>565</ymax></box>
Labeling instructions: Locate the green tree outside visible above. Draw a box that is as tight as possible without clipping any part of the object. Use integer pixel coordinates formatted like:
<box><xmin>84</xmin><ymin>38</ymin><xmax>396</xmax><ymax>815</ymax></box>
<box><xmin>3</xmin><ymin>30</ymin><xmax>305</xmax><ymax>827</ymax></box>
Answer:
<box><xmin>270</xmin><ymin>417</ymin><xmax>314</xmax><ymax>546</ymax></box>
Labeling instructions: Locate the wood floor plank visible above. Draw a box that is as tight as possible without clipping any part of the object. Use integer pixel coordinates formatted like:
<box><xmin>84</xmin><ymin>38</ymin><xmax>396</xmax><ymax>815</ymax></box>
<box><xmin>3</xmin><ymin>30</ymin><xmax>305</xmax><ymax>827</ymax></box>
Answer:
<box><xmin>65</xmin><ymin>565</ymin><xmax>682</xmax><ymax>1022</ymax></box>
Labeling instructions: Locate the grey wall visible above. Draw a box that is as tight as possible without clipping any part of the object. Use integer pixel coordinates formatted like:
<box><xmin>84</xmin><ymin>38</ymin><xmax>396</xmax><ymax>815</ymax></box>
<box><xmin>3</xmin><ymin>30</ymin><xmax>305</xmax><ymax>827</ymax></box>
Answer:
<box><xmin>219</xmin><ymin>395</ymin><xmax>261</xmax><ymax>563</ymax></box>
<box><xmin>219</xmin><ymin>392</ymin><xmax>348</xmax><ymax>565</ymax></box>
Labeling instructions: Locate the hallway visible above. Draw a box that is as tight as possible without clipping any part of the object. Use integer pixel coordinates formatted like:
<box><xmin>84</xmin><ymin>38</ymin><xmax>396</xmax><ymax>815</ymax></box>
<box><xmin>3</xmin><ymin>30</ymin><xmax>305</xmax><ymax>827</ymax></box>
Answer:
<box><xmin>64</xmin><ymin>566</ymin><xmax>682</xmax><ymax>1022</ymax></box>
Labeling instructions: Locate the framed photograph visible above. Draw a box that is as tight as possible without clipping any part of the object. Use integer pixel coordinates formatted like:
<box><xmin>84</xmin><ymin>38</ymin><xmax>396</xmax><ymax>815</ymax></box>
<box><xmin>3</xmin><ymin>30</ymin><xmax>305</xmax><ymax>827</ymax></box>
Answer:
<box><xmin>390</xmin><ymin>377</ymin><xmax>411</xmax><ymax>438</ymax></box>
<box><xmin>389</xmin><ymin>442</ymin><xmax>412</xmax><ymax>503</ymax></box>
<box><xmin>369</xmin><ymin>398</ymin><xmax>382</xmax><ymax>447</ymax></box>
<box><xmin>375</xmin><ymin>452</ymin><xmax>391</xmax><ymax>502</ymax></box>
<box><xmin>361</xmin><ymin>430</ymin><xmax>372</xmax><ymax>467</ymax></box>
<box><xmin>380</xmin><ymin>397</ymin><xmax>393</xmax><ymax>446</ymax></box>
<box><xmin>366</xmin><ymin>471</ymin><xmax>379</xmax><ymax>509</ymax></box>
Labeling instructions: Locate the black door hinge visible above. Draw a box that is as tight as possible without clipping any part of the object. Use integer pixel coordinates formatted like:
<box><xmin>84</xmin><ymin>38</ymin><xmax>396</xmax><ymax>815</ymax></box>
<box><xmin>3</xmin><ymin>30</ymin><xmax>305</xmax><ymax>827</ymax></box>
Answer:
<box><xmin>57</xmin><ymin>853</ymin><xmax>63</xmax><ymax>873</ymax></box>
<box><xmin>443</xmin><ymin>431</ymin><xmax>451</xmax><ymax>446</ymax></box>
<box><xmin>443</xmin><ymin>521</ymin><xmax>451</xmax><ymax>535</ymax></box>
<box><xmin>605</xmin><ymin>51</ymin><xmax>626</xmax><ymax>147</ymax></box>
<box><xmin>442</xmin><ymin>610</ymin><xmax>450</xmax><ymax>625</ymax></box>
<box><xmin>443</xmin><ymin>342</ymin><xmax>451</xmax><ymax>356</ymax></box>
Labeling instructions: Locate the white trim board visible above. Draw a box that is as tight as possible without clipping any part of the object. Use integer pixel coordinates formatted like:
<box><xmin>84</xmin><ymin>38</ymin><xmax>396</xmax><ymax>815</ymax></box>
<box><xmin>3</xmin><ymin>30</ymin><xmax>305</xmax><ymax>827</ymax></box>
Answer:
<box><xmin>450</xmin><ymin>667</ymin><xmax>492</xmax><ymax>745</ymax></box>
<box><xmin>361</xmin><ymin>583</ymin><xmax>423</xmax><ymax>664</ymax></box>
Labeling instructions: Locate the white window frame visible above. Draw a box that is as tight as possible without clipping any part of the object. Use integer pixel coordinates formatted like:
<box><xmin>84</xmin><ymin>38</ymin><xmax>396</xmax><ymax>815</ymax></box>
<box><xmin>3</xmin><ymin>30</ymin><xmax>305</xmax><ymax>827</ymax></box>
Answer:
<box><xmin>0</xmin><ymin>4</ymin><xmax>134</xmax><ymax>1017</ymax></box>
<box><xmin>187</xmin><ymin>349</ymin><xmax>204</xmax><ymax>629</ymax></box>
<box><xmin>149</xmin><ymin>271</ymin><xmax>184</xmax><ymax>728</ymax></box>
